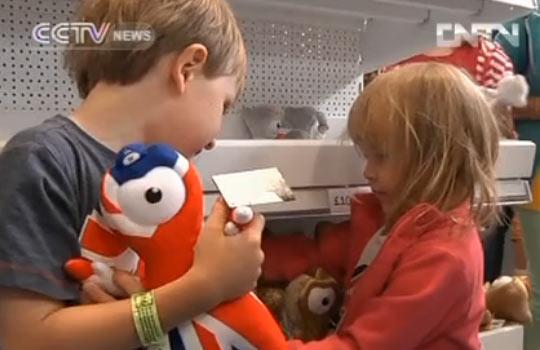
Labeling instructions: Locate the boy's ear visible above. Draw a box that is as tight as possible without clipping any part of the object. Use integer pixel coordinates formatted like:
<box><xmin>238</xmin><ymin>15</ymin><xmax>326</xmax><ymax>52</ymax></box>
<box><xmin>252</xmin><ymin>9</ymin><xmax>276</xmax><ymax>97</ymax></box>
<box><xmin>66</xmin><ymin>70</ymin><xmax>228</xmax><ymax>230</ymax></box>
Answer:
<box><xmin>170</xmin><ymin>44</ymin><xmax>209</xmax><ymax>95</ymax></box>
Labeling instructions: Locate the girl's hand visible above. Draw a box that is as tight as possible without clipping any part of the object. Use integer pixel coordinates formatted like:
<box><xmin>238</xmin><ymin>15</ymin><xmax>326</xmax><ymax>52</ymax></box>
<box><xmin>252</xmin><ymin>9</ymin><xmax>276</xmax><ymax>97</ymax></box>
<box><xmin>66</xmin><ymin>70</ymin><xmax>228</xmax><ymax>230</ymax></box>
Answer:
<box><xmin>80</xmin><ymin>270</ymin><xmax>145</xmax><ymax>304</ymax></box>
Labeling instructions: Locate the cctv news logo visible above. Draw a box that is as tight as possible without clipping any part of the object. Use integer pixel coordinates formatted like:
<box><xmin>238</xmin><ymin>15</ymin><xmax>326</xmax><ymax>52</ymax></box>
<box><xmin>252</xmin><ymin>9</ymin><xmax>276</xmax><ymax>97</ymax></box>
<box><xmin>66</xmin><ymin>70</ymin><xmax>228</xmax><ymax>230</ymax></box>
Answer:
<box><xmin>436</xmin><ymin>23</ymin><xmax>520</xmax><ymax>48</ymax></box>
<box><xmin>32</xmin><ymin>22</ymin><xmax>155</xmax><ymax>49</ymax></box>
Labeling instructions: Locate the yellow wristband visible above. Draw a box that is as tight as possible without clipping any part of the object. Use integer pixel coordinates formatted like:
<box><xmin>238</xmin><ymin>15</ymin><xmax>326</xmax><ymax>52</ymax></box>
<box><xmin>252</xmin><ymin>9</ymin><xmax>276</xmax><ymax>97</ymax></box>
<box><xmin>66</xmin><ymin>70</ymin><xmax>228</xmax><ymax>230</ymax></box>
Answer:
<box><xmin>131</xmin><ymin>291</ymin><xmax>166</xmax><ymax>347</ymax></box>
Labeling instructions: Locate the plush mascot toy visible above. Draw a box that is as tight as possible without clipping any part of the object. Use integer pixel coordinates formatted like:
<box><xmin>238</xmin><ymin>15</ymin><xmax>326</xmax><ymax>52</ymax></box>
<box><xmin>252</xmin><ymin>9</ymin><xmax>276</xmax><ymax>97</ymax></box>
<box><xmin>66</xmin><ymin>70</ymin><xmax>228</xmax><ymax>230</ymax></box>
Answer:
<box><xmin>65</xmin><ymin>143</ymin><xmax>287</xmax><ymax>350</ymax></box>
<box><xmin>485</xmin><ymin>275</ymin><xmax>532</xmax><ymax>326</ymax></box>
<box><xmin>257</xmin><ymin>269</ymin><xmax>342</xmax><ymax>342</ymax></box>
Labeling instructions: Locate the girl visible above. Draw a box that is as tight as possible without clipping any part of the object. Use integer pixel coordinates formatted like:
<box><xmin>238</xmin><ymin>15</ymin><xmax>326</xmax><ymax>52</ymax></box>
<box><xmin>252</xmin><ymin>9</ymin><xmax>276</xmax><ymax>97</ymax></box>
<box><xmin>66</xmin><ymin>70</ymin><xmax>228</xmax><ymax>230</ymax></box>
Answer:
<box><xmin>263</xmin><ymin>62</ymin><xmax>501</xmax><ymax>349</ymax></box>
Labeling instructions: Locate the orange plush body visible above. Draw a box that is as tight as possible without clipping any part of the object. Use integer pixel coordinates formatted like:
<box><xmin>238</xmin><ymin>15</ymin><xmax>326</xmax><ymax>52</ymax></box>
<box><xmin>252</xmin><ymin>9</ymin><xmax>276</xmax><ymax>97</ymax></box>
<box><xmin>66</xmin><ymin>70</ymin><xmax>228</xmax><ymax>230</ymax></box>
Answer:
<box><xmin>65</xmin><ymin>143</ymin><xmax>287</xmax><ymax>350</ymax></box>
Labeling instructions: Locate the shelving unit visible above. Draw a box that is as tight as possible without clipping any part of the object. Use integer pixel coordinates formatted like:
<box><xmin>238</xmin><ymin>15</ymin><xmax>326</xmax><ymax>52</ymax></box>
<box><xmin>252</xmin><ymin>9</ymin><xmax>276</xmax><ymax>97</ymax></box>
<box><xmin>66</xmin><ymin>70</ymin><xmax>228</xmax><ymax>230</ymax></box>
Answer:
<box><xmin>0</xmin><ymin>2</ymin><xmax>537</xmax><ymax>349</ymax></box>
<box><xmin>196</xmin><ymin>139</ymin><xmax>536</xmax><ymax>218</ymax></box>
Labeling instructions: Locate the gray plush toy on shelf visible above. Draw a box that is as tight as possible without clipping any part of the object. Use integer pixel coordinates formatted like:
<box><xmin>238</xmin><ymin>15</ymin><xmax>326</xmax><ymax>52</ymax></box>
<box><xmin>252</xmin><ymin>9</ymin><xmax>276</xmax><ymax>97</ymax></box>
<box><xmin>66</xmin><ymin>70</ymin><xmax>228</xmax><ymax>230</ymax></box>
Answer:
<box><xmin>241</xmin><ymin>104</ymin><xmax>329</xmax><ymax>140</ymax></box>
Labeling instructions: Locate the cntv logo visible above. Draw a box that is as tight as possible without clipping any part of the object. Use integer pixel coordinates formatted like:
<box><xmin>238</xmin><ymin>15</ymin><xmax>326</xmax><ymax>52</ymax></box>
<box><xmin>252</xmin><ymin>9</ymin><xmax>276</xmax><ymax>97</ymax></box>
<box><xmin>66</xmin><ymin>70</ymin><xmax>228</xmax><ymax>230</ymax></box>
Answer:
<box><xmin>436</xmin><ymin>23</ymin><xmax>520</xmax><ymax>48</ymax></box>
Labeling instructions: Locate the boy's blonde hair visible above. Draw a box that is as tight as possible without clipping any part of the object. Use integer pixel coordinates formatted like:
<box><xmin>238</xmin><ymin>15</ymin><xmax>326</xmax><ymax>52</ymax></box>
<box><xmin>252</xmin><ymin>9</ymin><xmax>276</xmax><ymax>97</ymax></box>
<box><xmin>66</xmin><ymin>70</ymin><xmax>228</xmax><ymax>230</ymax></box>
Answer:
<box><xmin>65</xmin><ymin>0</ymin><xmax>247</xmax><ymax>98</ymax></box>
<box><xmin>348</xmin><ymin>62</ymin><xmax>500</xmax><ymax>228</ymax></box>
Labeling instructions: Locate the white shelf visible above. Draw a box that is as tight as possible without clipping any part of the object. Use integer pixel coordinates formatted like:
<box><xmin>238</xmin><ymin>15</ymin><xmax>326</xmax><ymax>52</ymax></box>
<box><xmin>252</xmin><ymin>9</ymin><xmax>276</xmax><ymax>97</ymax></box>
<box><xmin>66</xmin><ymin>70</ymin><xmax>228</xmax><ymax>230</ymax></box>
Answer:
<box><xmin>481</xmin><ymin>325</ymin><xmax>524</xmax><ymax>350</ymax></box>
<box><xmin>196</xmin><ymin>139</ymin><xmax>535</xmax><ymax>190</ymax></box>
<box><xmin>196</xmin><ymin>139</ymin><xmax>536</xmax><ymax>217</ymax></box>
<box><xmin>497</xmin><ymin>139</ymin><xmax>537</xmax><ymax>179</ymax></box>
<box><xmin>203</xmin><ymin>178</ymin><xmax>531</xmax><ymax>218</ymax></box>
<box><xmin>196</xmin><ymin>140</ymin><xmax>363</xmax><ymax>190</ymax></box>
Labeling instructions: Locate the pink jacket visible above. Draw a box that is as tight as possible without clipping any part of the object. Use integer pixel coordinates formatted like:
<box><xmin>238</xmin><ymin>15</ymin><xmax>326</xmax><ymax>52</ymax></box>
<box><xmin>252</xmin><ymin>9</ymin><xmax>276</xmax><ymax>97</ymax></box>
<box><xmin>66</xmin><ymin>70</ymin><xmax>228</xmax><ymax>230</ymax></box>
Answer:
<box><xmin>262</xmin><ymin>193</ymin><xmax>485</xmax><ymax>350</ymax></box>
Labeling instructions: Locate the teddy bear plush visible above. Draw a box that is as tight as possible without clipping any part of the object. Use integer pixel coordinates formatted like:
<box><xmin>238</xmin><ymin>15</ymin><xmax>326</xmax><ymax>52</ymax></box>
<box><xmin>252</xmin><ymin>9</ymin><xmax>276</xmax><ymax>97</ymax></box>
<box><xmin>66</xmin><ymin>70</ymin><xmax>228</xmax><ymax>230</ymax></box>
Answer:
<box><xmin>482</xmin><ymin>275</ymin><xmax>532</xmax><ymax>330</ymax></box>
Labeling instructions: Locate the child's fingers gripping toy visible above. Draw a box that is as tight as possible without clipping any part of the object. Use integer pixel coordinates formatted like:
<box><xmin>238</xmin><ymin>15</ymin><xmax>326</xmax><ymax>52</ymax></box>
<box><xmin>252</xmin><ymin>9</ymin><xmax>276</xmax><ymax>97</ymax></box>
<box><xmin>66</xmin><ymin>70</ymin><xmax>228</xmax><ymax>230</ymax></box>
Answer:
<box><xmin>224</xmin><ymin>206</ymin><xmax>255</xmax><ymax>236</ymax></box>
<box><xmin>64</xmin><ymin>143</ymin><xmax>288</xmax><ymax>350</ymax></box>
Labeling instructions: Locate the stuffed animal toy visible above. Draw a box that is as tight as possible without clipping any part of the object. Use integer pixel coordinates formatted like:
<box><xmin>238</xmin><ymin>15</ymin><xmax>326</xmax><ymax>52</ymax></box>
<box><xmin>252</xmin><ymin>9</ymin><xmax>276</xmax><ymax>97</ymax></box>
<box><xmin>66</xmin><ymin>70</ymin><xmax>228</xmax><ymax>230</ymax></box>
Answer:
<box><xmin>280</xmin><ymin>107</ymin><xmax>329</xmax><ymax>140</ymax></box>
<box><xmin>65</xmin><ymin>143</ymin><xmax>287</xmax><ymax>350</ymax></box>
<box><xmin>481</xmin><ymin>74</ymin><xmax>530</xmax><ymax>139</ymax></box>
<box><xmin>484</xmin><ymin>275</ymin><xmax>532</xmax><ymax>326</ymax></box>
<box><xmin>385</xmin><ymin>39</ymin><xmax>524</xmax><ymax>139</ymax></box>
<box><xmin>257</xmin><ymin>269</ymin><xmax>342</xmax><ymax>342</ymax></box>
<box><xmin>241</xmin><ymin>105</ymin><xmax>284</xmax><ymax>139</ymax></box>
<box><xmin>482</xmin><ymin>74</ymin><xmax>529</xmax><ymax>108</ymax></box>
<box><xmin>256</xmin><ymin>286</ymin><xmax>287</xmax><ymax>320</ymax></box>
<box><xmin>240</xmin><ymin>105</ymin><xmax>329</xmax><ymax>140</ymax></box>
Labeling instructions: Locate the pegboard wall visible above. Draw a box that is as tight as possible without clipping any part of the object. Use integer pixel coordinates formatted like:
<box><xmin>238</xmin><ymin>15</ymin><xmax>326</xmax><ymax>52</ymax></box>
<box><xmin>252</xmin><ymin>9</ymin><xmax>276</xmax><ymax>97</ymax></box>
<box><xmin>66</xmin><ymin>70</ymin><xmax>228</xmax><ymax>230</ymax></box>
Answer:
<box><xmin>0</xmin><ymin>0</ymin><xmax>78</xmax><ymax>114</ymax></box>
<box><xmin>0</xmin><ymin>0</ymin><xmax>362</xmax><ymax>140</ymax></box>
<box><xmin>237</xmin><ymin>20</ymin><xmax>362</xmax><ymax>118</ymax></box>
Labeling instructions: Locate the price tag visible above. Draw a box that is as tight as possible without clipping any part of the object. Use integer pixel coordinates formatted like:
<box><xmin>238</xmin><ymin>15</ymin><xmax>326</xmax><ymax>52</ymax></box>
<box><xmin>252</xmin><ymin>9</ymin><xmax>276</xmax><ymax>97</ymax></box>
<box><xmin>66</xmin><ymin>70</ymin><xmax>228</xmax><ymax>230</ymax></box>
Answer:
<box><xmin>328</xmin><ymin>187</ymin><xmax>372</xmax><ymax>214</ymax></box>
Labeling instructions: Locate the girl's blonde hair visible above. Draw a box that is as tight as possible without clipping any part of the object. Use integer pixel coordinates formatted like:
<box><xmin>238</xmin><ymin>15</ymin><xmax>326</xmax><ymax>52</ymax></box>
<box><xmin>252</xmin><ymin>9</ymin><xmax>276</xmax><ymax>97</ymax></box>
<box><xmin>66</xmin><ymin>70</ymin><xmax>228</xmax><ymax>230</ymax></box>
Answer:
<box><xmin>348</xmin><ymin>62</ymin><xmax>500</xmax><ymax>228</ymax></box>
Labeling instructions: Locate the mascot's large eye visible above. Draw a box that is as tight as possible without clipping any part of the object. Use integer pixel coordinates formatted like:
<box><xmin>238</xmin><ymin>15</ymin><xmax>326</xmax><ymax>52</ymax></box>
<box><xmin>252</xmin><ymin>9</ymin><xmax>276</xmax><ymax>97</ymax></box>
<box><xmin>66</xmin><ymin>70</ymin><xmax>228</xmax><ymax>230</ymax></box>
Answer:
<box><xmin>145</xmin><ymin>188</ymin><xmax>162</xmax><ymax>204</ymax></box>
<box><xmin>307</xmin><ymin>287</ymin><xmax>336</xmax><ymax>315</ymax></box>
<box><xmin>117</xmin><ymin>167</ymin><xmax>185</xmax><ymax>226</ymax></box>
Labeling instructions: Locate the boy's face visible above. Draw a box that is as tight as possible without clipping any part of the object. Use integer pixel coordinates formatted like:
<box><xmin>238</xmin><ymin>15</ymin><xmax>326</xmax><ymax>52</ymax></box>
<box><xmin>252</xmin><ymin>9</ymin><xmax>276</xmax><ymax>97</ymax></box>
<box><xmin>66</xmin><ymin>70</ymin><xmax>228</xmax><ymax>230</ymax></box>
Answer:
<box><xmin>356</xmin><ymin>142</ymin><xmax>402</xmax><ymax>215</ymax></box>
<box><xmin>146</xmin><ymin>50</ymin><xmax>238</xmax><ymax>158</ymax></box>
<box><xmin>171</xmin><ymin>74</ymin><xmax>236</xmax><ymax>158</ymax></box>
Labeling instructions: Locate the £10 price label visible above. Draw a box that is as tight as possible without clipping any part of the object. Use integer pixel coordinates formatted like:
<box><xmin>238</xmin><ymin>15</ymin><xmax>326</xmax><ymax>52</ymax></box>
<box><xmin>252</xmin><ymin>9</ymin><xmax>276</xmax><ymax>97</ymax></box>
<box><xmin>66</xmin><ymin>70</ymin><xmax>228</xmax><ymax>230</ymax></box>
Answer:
<box><xmin>327</xmin><ymin>187</ymin><xmax>372</xmax><ymax>214</ymax></box>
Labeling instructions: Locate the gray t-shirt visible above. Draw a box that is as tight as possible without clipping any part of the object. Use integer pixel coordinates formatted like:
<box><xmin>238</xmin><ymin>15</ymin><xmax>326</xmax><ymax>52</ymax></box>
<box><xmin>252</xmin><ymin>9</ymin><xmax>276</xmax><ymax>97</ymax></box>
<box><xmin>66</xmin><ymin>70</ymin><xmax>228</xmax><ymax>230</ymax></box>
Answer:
<box><xmin>0</xmin><ymin>115</ymin><xmax>115</xmax><ymax>301</ymax></box>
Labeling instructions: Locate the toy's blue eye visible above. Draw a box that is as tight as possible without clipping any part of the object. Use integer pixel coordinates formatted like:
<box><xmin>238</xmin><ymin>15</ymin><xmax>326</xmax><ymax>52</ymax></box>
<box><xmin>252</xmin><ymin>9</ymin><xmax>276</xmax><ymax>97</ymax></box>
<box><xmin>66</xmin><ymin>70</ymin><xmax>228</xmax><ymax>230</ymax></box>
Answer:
<box><xmin>123</xmin><ymin>152</ymin><xmax>140</xmax><ymax>166</ymax></box>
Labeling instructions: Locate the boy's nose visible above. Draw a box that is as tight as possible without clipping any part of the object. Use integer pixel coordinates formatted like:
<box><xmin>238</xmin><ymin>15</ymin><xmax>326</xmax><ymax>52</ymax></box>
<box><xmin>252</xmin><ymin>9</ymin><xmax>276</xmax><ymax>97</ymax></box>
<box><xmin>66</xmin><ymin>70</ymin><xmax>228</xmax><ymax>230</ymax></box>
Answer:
<box><xmin>204</xmin><ymin>140</ymin><xmax>216</xmax><ymax>150</ymax></box>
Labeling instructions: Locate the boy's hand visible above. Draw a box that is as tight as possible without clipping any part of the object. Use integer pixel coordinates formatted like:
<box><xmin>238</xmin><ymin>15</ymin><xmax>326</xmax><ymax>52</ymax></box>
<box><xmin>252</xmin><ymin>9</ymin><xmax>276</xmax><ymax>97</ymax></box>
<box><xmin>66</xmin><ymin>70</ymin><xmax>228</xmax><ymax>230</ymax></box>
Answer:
<box><xmin>192</xmin><ymin>198</ymin><xmax>265</xmax><ymax>304</ymax></box>
<box><xmin>80</xmin><ymin>270</ymin><xmax>144</xmax><ymax>304</ymax></box>
<box><xmin>81</xmin><ymin>199</ymin><xmax>265</xmax><ymax>306</ymax></box>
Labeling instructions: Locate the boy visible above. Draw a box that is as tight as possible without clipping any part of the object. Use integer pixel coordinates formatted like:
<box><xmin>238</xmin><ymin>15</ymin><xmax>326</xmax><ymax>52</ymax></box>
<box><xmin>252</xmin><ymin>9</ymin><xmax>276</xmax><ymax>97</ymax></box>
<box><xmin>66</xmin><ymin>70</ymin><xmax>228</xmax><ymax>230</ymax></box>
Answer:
<box><xmin>0</xmin><ymin>0</ymin><xmax>265</xmax><ymax>349</ymax></box>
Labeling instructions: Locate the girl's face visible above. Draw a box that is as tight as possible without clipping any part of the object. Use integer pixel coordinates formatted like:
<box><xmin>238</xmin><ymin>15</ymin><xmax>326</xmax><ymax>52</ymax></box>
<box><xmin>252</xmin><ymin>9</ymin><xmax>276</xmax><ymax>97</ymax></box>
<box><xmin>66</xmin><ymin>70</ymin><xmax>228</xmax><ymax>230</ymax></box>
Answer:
<box><xmin>356</xmin><ymin>142</ymin><xmax>403</xmax><ymax>215</ymax></box>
